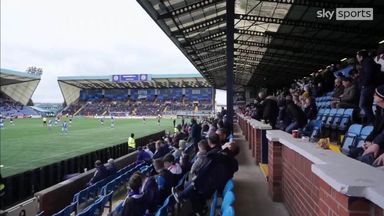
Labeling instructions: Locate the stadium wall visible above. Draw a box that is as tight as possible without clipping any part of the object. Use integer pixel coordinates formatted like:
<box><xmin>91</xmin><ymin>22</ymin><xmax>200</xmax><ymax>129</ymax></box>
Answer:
<box><xmin>238</xmin><ymin>115</ymin><xmax>384</xmax><ymax>216</ymax></box>
<box><xmin>0</xmin><ymin>131</ymin><xmax>165</xmax><ymax>211</ymax></box>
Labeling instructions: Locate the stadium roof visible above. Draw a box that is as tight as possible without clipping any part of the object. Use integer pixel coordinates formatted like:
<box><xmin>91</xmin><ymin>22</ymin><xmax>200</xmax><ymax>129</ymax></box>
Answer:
<box><xmin>0</xmin><ymin>68</ymin><xmax>41</xmax><ymax>105</ymax></box>
<box><xmin>58</xmin><ymin>73</ymin><xmax>211</xmax><ymax>104</ymax></box>
<box><xmin>137</xmin><ymin>0</ymin><xmax>384</xmax><ymax>89</ymax></box>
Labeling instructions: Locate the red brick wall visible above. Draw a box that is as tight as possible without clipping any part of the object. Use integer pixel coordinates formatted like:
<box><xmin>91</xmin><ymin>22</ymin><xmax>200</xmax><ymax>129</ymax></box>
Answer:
<box><xmin>268</xmin><ymin>141</ymin><xmax>384</xmax><ymax>216</ymax></box>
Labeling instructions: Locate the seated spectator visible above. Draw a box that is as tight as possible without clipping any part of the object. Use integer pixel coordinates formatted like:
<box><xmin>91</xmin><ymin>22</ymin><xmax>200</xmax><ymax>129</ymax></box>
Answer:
<box><xmin>173</xmin><ymin>140</ymin><xmax>186</xmax><ymax>159</ymax></box>
<box><xmin>201</xmin><ymin>123</ymin><xmax>210</xmax><ymax>138</ymax></box>
<box><xmin>332</xmin><ymin>77</ymin><xmax>358</xmax><ymax>108</ymax></box>
<box><xmin>106</xmin><ymin>158</ymin><xmax>117</xmax><ymax>176</ymax></box>
<box><xmin>136</xmin><ymin>146</ymin><xmax>152</xmax><ymax>163</ymax></box>
<box><xmin>88</xmin><ymin>160</ymin><xmax>108</xmax><ymax>185</ymax></box>
<box><xmin>144</xmin><ymin>143</ymin><xmax>154</xmax><ymax>158</ymax></box>
<box><xmin>140</xmin><ymin>172</ymin><xmax>159</xmax><ymax>214</ymax></box>
<box><xmin>152</xmin><ymin>140</ymin><xmax>170</xmax><ymax>159</ymax></box>
<box><xmin>303</xmin><ymin>96</ymin><xmax>318</xmax><ymax>120</ymax></box>
<box><xmin>216</xmin><ymin>128</ymin><xmax>228</xmax><ymax>146</ymax></box>
<box><xmin>332</xmin><ymin>77</ymin><xmax>344</xmax><ymax>99</ymax></box>
<box><xmin>190</xmin><ymin>140</ymin><xmax>209</xmax><ymax>177</ymax></box>
<box><xmin>122</xmin><ymin>173</ymin><xmax>146</xmax><ymax>216</ymax></box>
<box><xmin>361</xmin><ymin>85</ymin><xmax>384</xmax><ymax>166</ymax></box>
<box><xmin>285</xmin><ymin>96</ymin><xmax>308</xmax><ymax>133</ymax></box>
<box><xmin>172</xmin><ymin>142</ymin><xmax>239</xmax><ymax>215</ymax></box>
<box><xmin>179</xmin><ymin>151</ymin><xmax>191</xmax><ymax>174</ymax></box>
<box><xmin>163</xmin><ymin>154</ymin><xmax>183</xmax><ymax>182</ymax></box>
<box><xmin>153</xmin><ymin>158</ymin><xmax>175</xmax><ymax>204</ymax></box>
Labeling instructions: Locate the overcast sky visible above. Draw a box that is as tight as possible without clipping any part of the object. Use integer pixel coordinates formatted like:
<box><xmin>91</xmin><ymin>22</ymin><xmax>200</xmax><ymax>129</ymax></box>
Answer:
<box><xmin>1</xmin><ymin>0</ymin><xmax>227</xmax><ymax>103</ymax></box>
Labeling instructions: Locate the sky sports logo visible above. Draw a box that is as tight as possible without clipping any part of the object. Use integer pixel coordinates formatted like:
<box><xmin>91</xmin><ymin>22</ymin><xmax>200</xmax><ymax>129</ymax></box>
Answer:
<box><xmin>316</xmin><ymin>8</ymin><xmax>373</xmax><ymax>20</ymax></box>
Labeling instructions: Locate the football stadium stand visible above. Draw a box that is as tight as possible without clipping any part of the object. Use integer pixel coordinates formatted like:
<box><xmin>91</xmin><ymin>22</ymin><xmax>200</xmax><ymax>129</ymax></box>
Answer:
<box><xmin>58</xmin><ymin>74</ymin><xmax>214</xmax><ymax>117</ymax></box>
<box><xmin>0</xmin><ymin>68</ymin><xmax>41</xmax><ymax>118</ymax></box>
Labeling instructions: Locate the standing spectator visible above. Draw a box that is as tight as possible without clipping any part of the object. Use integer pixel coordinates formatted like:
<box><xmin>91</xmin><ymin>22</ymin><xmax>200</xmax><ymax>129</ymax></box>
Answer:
<box><xmin>88</xmin><ymin>160</ymin><xmax>108</xmax><ymax>185</ymax></box>
<box><xmin>191</xmin><ymin>118</ymin><xmax>202</xmax><ymax>151</ymax></box>
<box><xmin>356</xmin><ymin>50</ymin><xmax>378</xmax><ymax>124</ymax></box>
<box><xmin>122</xmin><ymin>173</ymin><xmax>146</xmax><ymax>216</ymax></box>
<box><xmin>262</xmin><ymin>95</ymin><xmax>279</xmax><ymax>129</ymax></box>
<box><xmin>173</xmin><ymin>140</ymin><xmax>186</xmax><ymax>159</ymax></box>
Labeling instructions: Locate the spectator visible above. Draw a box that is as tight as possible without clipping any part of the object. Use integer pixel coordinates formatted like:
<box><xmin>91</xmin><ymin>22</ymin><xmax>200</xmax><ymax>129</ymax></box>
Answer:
<box><xmin>172</xmin><ymin>142</ymin><xmax>239</xmax><ymax>215</ymax></box>
<box><xmin>190</xmin><ymin>140</ymin><xmax>209</xmax><ymax>176</ymax></box>
<box><xmin>216</xmin><ymin>128</ymin><xmax>227</xmax><ymax>146</ymax></box>
<box><xmin>332</xmin><ymin>77</ymin><xmax>344</xmax><ymax>99</ymax></box>
<box><xmin>173</xmin><ymin>124</ymin><xmax>187</xmax><ymax>146</ymax></box>
<box><xmin>361</xmin><ymin>85</ymin><xmax>384</xmax><ymax>166</ymax></box>
<box><xmin>303</xmin><ymin>96</ymin><xmax>318</xmax><ymax>120</ymax></box>
<box><xmin>179</xmin><ymin>151</ymin><xmax>191</xmax><ymax>174</ymax></box>
<box><xmin>201</xmin><ymin>124</ymin><xmax>209</xmax><ymax>138</ymax></box>
<box><xmin>153</xmin><ymin>158</ymin><xmax>175</xmax><ymax>204</ymax></box>
<box><xmin>144</xmin><ymin>143</ymin><xmax>154</xmax><ymax>158</ymax></box>
<box><xmin>122</xmin><ymin>173</ymin><xmax>146</xmax><ymax>216</ymax></box>
<box><xmin>191</xmin><ymin>118</ymin><xmax>202</xmax><ymax>150</ymax></box>
<box><xmin>357</xmin><ymin>50</ymin><xmax>378</xmax><ymax>124</ymax></box>
<box><xmin>261</xmin><ymin>95</ymin><xmax>279</xmax><ymax>129</ymax></box>
<box><xmin>163</xmin><ymin>154</ymin><xmax>183</xmax><ymax>182</ymax></box>
<box><xmin>285</xmin><ymin>96</ymin><xmax>308</xmax><ymax>133</ymax></box>
<box><xmin>332</xmin><ymin>77</ymin><xmax>358</xmax><ymax>108</ymax></box>
<box><xmin>173</xmin><ymin>140</ymin><xmax>186</xmax><ymax>159</ymax></box>
<box><xmin>137</xmin><ymin>146</ymin><xmax>152</xmax><ymax>163</ymax></box>
<box><xmin>88</xmin><ymin>160</ymin><xmax>108</xmax><ymax>185</ymax></box>
<box><xmin>106</xmin><ymin>158</ymin><xmax>117</xmax><ymax>176</ymax></box>
<box><xmin>152</xmin><ymin>140</ymin><xmax>170</xmax><ymax>159</ymax></box>
<box><xmin>207</xmin><ymin>132</ymin><xmax>221</xmax><ymax>152</ymax></box>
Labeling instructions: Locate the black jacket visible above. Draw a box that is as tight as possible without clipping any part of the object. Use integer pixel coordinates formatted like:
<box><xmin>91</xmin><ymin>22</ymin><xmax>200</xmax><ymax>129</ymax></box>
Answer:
<box><xmin>286</xmin><ymin>101</ymin><xmax>308</xmax><ymax>127</ymax></box>
<box><xmin>366</xmin><ymin>106</ymin><xmax>384</xmax><ymax>149</ymax></box>
<box><xmin>122</xmin><ymin>193</ymin><xmax>146</xmax><ymax>216</ymax></box>
<box><xmin>359</xmin><ymin>57</ymin><xmax>378</xmax><ymax>87</ymax></box>
<box><xmin>262</xmin><ymin>98</ymin><xmax>279</xmax><ymax>128</ymax></box>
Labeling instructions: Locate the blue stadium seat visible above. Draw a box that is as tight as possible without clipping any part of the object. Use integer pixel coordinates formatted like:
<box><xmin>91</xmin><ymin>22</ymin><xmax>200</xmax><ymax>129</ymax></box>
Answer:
<box><xmin>325</xmin><ymin>109</ymin><xmax>337</xmax><ymax>128</ymax></box>
<box><xmin>52</xmin><ymin>202</ymin><xmax>77</xmax><ymax>216</ymax></box>
<box><xmin>222</xmin><ymin>179</ymin><xmax>234</xmax><ymax>196</ymax></box>
<box><xmin>222</xmin><ymin>206</ymin><xmax>235</xmax><ymax>216</ymax></box>
<box><xmin>316</xmin><ymin>109</ymin><xmax>325</xmax><ymax>121</ymax></box>
<box><xmin>338</xmin><ymin>109</ymin><xmax>354</xmax><ymax>131</ymax></box>
<box><xmin>356</xmin><ymin>126</ymin><xmax>374</xmax><ymax>148</ymax></box>
<box><xmin>321</xmin><ymin>109</ymin><xmax>331</xmax><ymax>125</ymax></box>
<box><xmin>77</xmin><ymin>200</ymin><xmax>97</xmax><ymax>216</ymax></box>
<box><xmin>341</xmin><ymin>124</ymin><xmax>363</xmax><ymax>154</ymax></box>
<box><xmin>309</xmin><ymin>120</ymin><xmax>322</xmax><ymax>142</ymax></box>
<box><xmin>221</xmin><ymin>191</ymin><xmax>235</xmax><ymax>213</ymax></box>
<box><xmin>210</xmin><ymin>191</ymin><xmax>218</xmax><ymax>216</ymax></box>
<box><xmin>331</xmin><ymin>109</ymin><xmax>345</xmax><ymax>129</ymax></box>
<box><xmin>155</xmin><ymin>195</ymin><xmax>174</xmax><ymax>216</ymax></box>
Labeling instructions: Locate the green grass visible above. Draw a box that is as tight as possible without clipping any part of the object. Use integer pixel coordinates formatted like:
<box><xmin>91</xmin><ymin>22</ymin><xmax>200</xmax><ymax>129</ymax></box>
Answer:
<box><xmin>0</xmin><ymin>117</ymin><xmax>175</xmax><ymax>177</ymax></box>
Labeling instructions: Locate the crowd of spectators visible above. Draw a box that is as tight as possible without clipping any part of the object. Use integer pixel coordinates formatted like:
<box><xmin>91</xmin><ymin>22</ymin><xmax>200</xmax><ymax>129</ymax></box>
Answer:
<box><xmin>91</xmin><ymin>109</ymin><xmax>239</xmax><ymax>216</ymax></box>
<box><xmin>239</xmin><ymin>48</ymin><xmax>384</xmax><ymax>167</ymax></box>
<box><xmin>65</xmin><ymin>98</ymin><xmax>213</xmax><ymax>117</ymax></box>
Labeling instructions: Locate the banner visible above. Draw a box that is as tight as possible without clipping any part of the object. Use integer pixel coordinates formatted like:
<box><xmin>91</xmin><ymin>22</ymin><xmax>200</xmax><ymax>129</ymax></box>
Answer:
<box><xmin>111</xmin><ymin>74</ymin><xmax>149</xmax><ymax>82</ymax></box>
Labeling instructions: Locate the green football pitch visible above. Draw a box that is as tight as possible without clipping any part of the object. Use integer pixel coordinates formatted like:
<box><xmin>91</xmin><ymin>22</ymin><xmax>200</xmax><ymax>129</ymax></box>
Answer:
<box><xmin>0</xmin><ymin>117</ymin><xmax>175</xmax><ymax>177</ymax></box>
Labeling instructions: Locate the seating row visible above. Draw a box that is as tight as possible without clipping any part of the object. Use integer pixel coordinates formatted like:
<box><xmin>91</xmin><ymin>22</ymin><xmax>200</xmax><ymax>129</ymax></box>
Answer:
<box><xmin>210</xmin><ymin>179</ymin><xmax>235</xmax><ymax>216</ymax></box>
<box><xmin>341</xmin><ymin>124</ymin><xmax>374</xmax><ymax>154</ymax></box>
